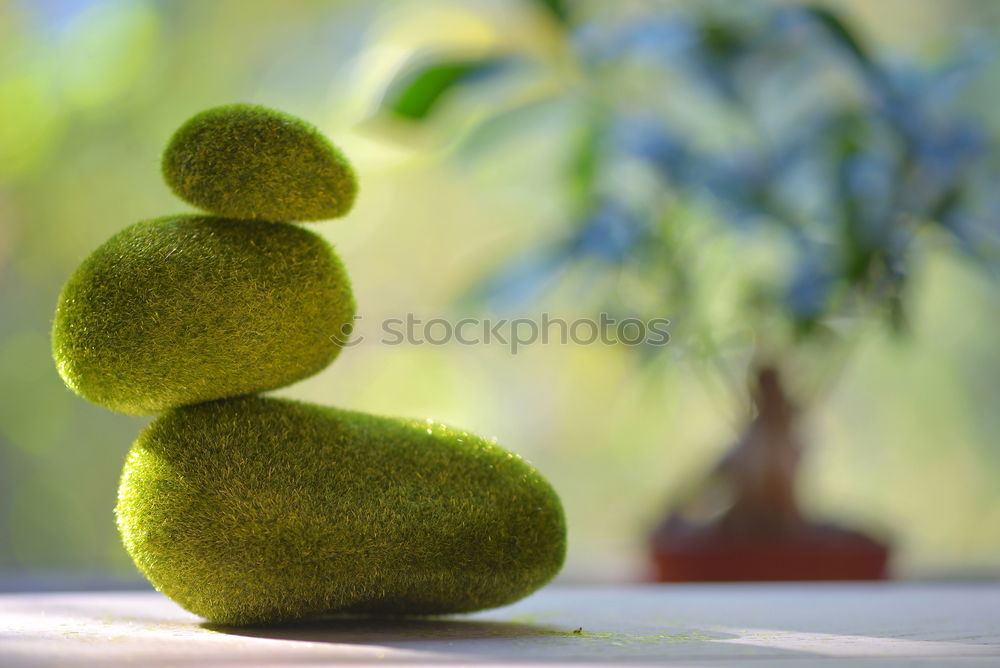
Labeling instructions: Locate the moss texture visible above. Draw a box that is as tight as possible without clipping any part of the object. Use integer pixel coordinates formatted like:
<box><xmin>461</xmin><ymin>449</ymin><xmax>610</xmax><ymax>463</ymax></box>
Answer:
<box><xmin>116</xmin><ymin>396</ymin><xmax>566</xmax><ymax>626</ymax></box>
<box><xmin>162</xmin><ymin>104</ymin><xmax>357</xmax><ymax>222</ymax></box>
<box><xmin>52</xmin><ymin>216</ymin><xmax>355</xmax><ymax>415</ymax></box>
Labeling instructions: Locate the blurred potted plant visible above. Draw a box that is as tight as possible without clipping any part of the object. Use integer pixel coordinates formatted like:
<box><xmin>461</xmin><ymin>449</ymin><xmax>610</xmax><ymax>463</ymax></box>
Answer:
<box><xmin>376</xmin><ymin>0</ymin><xmax>999</xmax><ymax>580</ymax></box>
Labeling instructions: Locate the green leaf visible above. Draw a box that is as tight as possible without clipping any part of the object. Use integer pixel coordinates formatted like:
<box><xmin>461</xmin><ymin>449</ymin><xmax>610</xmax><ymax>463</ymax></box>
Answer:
<box><xmin>887</xmin><ymin>292</ymin><xmax>909</xmax><ymax>337</ymax></box>
<box><xmin>803</xmin><ymin>6</ymin><xmax>876</xmax><ymax>74</ymax></box>
<box><xmin>930</xmin><ymin>185</ymin><xmax>963</xmax><ymax>225</ymax></box>
<box><xmin>530</xmin><ymin>0</ymin><xmax>571</xmax><ymax>25</ymax></box>
<box><xmin>568</xmin><ymin>111</ymin><xmax>608</xmax><ymax>214</ymax></box>
<box><xmin>382</xmin><ymin>57</ymin><xmax>510</xmax><ymax>120</ymax></box>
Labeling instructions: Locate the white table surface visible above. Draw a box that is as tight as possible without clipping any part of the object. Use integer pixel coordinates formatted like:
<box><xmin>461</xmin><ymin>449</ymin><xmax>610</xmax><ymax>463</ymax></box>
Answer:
<box><xmin>2</xmin><ymin>583</ymin><xmax>999</xmax><ymax>666</ymax></box>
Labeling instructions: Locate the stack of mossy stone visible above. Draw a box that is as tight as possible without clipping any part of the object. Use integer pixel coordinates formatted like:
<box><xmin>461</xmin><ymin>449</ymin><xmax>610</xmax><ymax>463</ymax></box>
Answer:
<box><xmin>52</xmin><ymin>104</ymin><xmax>566</xmax><ymax>626</ymax></box>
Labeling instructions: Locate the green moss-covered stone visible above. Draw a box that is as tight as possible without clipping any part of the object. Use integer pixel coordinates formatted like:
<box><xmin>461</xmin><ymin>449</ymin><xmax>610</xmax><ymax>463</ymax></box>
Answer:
<box><xmin>162</xmin><ymin>104</ymin><xmax>357</xmax><ymax>222</ymax></box>
<box><xmin>115</xmin><ymin>396</ymin><xmax>566</xmax><ymax>626</ymax></box>
<box><xmin>52</xmin><ymin>216</ymin><xmax>355</xmax><ymax>415</ymax></box>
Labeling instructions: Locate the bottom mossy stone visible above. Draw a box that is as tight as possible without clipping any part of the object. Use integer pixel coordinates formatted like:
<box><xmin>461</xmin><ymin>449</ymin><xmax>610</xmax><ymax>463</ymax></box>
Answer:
<box><xmin>115</xmin><ymin>396</ymin><xmax>566</xmax><ymax>625</ymax></box>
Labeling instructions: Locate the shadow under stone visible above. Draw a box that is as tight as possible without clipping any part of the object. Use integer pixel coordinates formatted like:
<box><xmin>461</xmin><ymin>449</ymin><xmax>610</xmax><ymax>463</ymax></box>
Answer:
<box><xmin>201</xmin><ymin>617</ymin><xmax>760</xmax><ymax>665</ymax></box>
<box><xmin>203</xmin><ymin>616</ymin><xmax>565</xmax><ymax>645</ymax></box>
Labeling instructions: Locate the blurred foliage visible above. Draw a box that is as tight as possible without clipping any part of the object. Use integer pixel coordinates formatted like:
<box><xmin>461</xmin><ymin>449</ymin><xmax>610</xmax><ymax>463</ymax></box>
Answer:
<box><xmin>2</xmin><ymin>0</ymin><xmax>1000</xmax><ymax>584</ymax></box>
<box><xmin>381</xmin><ymin>0</ymin><xmax>1000</xmax><ymax>406</ymax></box>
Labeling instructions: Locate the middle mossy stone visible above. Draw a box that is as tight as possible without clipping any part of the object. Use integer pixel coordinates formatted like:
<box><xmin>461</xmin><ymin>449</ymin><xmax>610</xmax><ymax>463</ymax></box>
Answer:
<box><xmin>52</xmin><ymin>215</ymin><xmax>355</xmax><ymax>414</ymax></box>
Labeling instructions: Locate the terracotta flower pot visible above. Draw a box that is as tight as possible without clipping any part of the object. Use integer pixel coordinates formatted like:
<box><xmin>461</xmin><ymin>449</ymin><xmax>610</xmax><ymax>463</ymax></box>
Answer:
<box><xmin>650</xmin><ymin>518</ymin><xmax>890</xmax><ymax>582</ymax></box>
<box><xmin>648</xmin><ymin>366</ymin><xmax>891</xmax><ymax>582</ymax></box>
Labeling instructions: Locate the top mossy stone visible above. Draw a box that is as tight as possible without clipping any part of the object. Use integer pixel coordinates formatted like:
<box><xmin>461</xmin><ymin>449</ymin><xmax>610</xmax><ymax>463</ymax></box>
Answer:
<box><xmin>162</xmin><ymin>104</ymin><xmax>357</xmax><ymax>222</ymax></box>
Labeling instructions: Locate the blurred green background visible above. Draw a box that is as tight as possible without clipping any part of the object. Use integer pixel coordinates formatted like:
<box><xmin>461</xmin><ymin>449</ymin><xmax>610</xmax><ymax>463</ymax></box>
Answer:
<box><xmin>2</xmin><ymin>0</ymin><xmax>1000</xmax><ymax>586</ymax></box>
